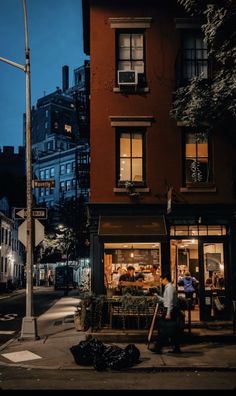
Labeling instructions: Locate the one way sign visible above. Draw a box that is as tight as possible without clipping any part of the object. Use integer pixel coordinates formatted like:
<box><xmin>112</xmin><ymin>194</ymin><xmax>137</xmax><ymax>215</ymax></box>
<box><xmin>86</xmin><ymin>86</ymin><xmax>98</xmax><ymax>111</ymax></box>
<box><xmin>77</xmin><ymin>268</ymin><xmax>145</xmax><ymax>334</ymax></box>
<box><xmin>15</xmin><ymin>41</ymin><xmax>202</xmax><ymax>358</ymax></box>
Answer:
<box><xmin>13</xmin><ymin>207</ymin><xmax>48</xmax><ymax>220</ymax></box>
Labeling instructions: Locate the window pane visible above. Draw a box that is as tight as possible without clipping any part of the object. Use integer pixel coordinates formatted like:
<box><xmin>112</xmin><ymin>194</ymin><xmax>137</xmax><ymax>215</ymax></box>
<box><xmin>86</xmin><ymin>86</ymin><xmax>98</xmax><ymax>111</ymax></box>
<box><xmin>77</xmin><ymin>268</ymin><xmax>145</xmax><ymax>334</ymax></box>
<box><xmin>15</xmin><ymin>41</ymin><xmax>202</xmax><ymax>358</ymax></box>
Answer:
<box><xmin>198</xmin><ymin>142</ymin><xmax>208</xmax><ymax>158</ymax></box>
<box><xmin>132</xmin><ymin>61</ymin><xmax>144</xmax><ymax>73</ymax></box>
<box><xmin>120</xmin><ymin>158</ymin><xmax>131</xmax><ymax>181</ymax></box>
<box><xmin>132</xmin><ymin>159</ymin><xmax>143</xmax><ymax>182</ymax></box>
<box><xmin>204</xmin><ymin>243</ymin><xmax>225</xmax><ymax>290</ymax></box>
<box><xmin>119</xmin><ymin>34</ymin><xmax>130</xmax><ymax>48</ymax></box>
<box><xmin>132</xmin><ymin>34</ymin><xmax>143</xmax><ymax>48</ymax></box>
<box><xmin>118</xmin><ymin>61</ymin><xmax>132</xmax><ymax>70</ymax></box>
<box><xmin>132</xmin><ymin>48</ymin><xmax>143</xmax><ymax>60</ymax></box>
<box><xmin>185</xmin><ymin>159</ymin><xmax>205</xmax><ymax>183</ymax></box>
<box><xmin>186</xmin><ymin>143</ymin><xmax>197</xmax><ymax>158</ymax></box>
<box><xmin>132</xmin><ymin>133</ymin><xmax>143</xmax><ymax>157</ymax></box>
<box><xmin>119</xmin><ymin>48</ymin><xmax>130</xmax><ymax>60</ymax></box>
<box><xmin>120</xmin><ymin>133</ymin><xmax>130</xmax><ymax>157</ymax></box>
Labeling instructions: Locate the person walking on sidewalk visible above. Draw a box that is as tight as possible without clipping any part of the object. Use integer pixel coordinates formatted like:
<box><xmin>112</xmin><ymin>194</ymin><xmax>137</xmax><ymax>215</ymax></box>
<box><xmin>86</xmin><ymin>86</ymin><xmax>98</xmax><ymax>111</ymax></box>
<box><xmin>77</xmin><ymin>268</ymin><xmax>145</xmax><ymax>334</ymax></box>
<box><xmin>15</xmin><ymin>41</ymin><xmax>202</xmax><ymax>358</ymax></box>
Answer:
<box><xmin>150</xmin><ymin>273</ymin><xmax>182</xmax><ymax>354</ymax></box>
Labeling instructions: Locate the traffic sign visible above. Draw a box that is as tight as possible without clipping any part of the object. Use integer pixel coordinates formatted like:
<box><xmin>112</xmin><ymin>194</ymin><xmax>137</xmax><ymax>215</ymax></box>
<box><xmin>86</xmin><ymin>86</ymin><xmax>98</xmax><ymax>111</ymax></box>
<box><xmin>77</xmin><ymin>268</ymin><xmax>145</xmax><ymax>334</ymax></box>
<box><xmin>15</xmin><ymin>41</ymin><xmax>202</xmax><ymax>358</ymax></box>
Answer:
<box><xmin>18</xmin><ymin>219</ymin><xmax>44</xmax><ymax>247</ymax></box>
<box><xmin>14</xmin><ymin>207</ymin><xmax>48</xmax><ymax>220</ymax></box>
<box><xmin>32</xmin><ymin>179</ymin><xmax>55</xmax><ymax>188</ymax></box>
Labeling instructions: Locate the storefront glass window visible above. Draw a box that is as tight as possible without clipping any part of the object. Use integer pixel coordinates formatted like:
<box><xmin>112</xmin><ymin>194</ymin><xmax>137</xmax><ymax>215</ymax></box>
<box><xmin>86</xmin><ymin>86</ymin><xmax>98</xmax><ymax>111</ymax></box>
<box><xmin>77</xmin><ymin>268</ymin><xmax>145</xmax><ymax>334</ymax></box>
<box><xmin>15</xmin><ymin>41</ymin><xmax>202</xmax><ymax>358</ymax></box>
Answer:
<box><xmin>204</xmin><ymin>243</ymin><xmax>225</xmax><ymax>290</ymax></box>
<box><xmin>104</xmin><ymin>242</ymin><xmax>161</xmax><ymax>295</ymax></box>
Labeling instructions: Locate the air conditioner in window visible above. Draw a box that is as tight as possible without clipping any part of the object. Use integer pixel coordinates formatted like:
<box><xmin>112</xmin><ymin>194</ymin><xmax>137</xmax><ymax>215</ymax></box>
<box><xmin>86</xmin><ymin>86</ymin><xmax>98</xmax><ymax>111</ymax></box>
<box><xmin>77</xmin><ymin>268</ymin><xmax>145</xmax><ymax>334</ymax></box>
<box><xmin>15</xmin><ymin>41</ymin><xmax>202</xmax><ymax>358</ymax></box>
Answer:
<box><xmin>117</xmin><ymin>70</ymin><xmax>138</xmax><ymax>85</ymax></box>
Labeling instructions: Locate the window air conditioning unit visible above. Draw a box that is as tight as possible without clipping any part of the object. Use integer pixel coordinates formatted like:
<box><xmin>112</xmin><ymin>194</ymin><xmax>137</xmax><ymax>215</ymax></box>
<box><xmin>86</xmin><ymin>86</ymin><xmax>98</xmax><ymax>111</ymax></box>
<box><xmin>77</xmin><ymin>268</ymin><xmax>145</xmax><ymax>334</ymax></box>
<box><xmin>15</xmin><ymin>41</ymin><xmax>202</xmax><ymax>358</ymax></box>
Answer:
<box><xmin>117</xmin><ymin>70</ymin><xmax>138</xmax><ymax>85</ymax></box>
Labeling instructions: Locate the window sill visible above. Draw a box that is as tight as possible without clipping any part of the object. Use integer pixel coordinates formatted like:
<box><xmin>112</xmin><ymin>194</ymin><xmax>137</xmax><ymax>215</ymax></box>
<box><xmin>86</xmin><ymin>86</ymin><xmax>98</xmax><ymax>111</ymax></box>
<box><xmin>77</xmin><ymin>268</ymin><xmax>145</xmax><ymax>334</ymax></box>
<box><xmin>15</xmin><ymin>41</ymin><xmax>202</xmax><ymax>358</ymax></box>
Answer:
<box><xmin>113</xmin><ymin>86</ymin><xmax>150</xmax><ymax>93</ymax></box>
<box><xmin>113</xmin><ymin>187</ymin><xmax>150</xmax><ymax>193</ymax></box>
<box><xmin>180</xmin><ymin>185</ymin><xmax>216</xmax><ymax>193</ymax></box>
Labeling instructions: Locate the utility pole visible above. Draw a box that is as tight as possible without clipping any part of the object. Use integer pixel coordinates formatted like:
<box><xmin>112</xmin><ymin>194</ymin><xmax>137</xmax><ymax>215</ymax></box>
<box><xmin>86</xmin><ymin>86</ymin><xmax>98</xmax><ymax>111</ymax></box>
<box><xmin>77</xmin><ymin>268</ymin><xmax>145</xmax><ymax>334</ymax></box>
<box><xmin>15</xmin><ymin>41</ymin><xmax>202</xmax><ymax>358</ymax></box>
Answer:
<box><xmin>0</xmin><ymin>0</ymin><xmax>38</xmax><ymax>339</ymax></box>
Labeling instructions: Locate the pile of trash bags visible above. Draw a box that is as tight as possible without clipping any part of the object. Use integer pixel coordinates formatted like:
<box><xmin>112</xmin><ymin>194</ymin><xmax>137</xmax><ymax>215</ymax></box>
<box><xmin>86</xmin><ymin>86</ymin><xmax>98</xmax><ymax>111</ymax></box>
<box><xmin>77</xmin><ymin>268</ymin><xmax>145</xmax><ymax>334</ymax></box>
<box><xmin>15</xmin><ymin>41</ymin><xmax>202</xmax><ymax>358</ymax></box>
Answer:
<box><xmin>70</xmin><ymin>337</ymin><xmax>140</xmax><ymax>371</ymax></box>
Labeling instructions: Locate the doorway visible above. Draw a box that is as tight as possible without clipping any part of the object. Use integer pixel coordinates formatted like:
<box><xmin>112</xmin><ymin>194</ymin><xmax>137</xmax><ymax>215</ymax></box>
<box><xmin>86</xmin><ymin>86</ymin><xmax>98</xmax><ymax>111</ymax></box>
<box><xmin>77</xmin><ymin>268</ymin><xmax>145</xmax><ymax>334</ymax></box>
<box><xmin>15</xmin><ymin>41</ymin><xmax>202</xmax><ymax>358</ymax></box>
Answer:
<box><xmin>170</xmin><ymin>236</ymin><xmax>227</xmax><ymax>322</ymax></box>
<box><xmin>170</xmin><ymin>239</ymin><xmax>200</xmax><ymax>322</ymax></box>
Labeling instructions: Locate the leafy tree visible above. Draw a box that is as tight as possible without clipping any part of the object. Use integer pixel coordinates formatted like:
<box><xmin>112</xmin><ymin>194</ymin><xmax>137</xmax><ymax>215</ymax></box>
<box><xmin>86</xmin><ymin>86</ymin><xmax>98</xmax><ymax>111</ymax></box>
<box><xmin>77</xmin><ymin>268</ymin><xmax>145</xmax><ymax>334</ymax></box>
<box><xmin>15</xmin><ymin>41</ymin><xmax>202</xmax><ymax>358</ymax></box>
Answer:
<box><xmin>171</xmin><ymin>0</ymin><xmax>236</xmax><ymax>140</ymax></box>
<box><xmin>35</xmin><ymin>195</ymin><xmax>89</xmax><ymax>264</ymax></box>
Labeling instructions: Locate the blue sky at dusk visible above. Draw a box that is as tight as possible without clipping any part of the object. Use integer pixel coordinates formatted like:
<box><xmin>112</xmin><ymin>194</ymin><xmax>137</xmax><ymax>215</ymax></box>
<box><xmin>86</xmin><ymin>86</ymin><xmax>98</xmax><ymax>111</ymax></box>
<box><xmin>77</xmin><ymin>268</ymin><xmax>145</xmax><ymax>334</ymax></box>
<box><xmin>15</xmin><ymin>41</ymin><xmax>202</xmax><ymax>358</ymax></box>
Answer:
<box><xmin>0</xmin><ymin>0</ymin><xmax>87</xmax><ymax>149</ymax></box>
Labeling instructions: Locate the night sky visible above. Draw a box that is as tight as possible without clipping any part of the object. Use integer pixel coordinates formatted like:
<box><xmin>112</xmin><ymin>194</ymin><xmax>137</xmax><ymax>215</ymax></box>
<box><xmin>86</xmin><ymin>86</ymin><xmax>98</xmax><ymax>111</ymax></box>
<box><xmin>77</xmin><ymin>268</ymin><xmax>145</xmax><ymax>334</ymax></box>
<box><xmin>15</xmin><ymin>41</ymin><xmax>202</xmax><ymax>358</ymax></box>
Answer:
<box><xmin>0</xmin><ymin>0</ymin><xmax>87</xmax><ymax>149</ymax></box>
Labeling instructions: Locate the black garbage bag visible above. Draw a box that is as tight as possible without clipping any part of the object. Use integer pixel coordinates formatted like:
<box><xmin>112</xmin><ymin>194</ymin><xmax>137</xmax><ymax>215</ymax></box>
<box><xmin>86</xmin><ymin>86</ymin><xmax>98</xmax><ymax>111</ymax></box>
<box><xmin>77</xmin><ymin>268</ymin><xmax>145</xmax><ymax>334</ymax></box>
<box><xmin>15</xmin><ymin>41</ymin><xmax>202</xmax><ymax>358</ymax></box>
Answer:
<box><xmin>104</xmin><ymin>346</ymin><xmax>128</xmax><ymax>370</ymax></box>
<box><xmin>70</xmin><ymin>340</ymin><xmax>94</xmax><ymax>365</ymax></box>
<box><xmin>70</xmin><ymin>338</ymin><xmax>140</xmax><ymax>371</ymax></box>
<box><xmin>125</xmin><ymin>344</ymin><xmax>140</xmax><ymax>366</ymax></box>
<box><xmin>101</xmin><ymin>344</ymin><xmax>140</xmax><ymax>371</ymax></box>
<box><xmin>88</xmin><ymin>337</ymin><xmax>107</xmax><ymax>355</ymax></box>
<box><xmin>93</xmin><ymin>354</ymin><xmax>107</xmax><ymax>371</ymax></box>
<box><xmin>70</xmin><ymin>338</ymin><xmax>106</xmax><ymax>366</ymax></box>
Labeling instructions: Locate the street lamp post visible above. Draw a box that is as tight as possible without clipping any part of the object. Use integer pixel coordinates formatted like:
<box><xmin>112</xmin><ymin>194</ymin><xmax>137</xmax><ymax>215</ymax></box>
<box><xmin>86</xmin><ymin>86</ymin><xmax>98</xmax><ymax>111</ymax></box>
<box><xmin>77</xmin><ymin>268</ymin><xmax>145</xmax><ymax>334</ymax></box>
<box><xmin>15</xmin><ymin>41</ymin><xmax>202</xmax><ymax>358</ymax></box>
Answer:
<box><xmin>0</xmin><ymin>0</ymin><xmax>38</xmax><ymax>339</ymax></box>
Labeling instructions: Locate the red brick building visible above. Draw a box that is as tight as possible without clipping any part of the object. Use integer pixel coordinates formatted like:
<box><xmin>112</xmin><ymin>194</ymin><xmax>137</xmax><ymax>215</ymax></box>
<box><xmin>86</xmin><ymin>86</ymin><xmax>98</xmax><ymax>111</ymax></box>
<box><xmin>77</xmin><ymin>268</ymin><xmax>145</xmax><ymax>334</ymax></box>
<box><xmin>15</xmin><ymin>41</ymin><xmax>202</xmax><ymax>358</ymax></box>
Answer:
<box><xmin>82</xmin><ymin>0</ymin><xmax>236</xmax><ymax>322</ymax></box>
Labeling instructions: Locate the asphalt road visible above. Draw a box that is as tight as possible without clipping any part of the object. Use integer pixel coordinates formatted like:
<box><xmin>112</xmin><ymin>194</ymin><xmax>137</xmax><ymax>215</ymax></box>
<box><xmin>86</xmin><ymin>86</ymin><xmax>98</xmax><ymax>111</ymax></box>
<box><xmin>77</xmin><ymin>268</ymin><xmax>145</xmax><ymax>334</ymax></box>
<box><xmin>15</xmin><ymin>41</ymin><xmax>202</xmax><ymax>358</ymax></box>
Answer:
<box><xmin>0</xmin><ymin>287</ymin><xmax>64</xmax><ymax>346</ymax></box>
<box><xmin>0</xmin><ymin>367</ymin><xmax>235</xmax><ymax>390</ymax></box>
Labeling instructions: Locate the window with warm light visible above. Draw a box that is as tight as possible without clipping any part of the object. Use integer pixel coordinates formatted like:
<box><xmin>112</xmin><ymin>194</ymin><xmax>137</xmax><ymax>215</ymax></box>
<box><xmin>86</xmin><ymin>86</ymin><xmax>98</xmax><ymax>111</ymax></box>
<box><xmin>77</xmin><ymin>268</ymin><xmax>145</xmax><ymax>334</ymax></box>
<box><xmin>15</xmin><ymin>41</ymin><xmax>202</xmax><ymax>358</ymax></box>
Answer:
<box><xmin>117</xmin><ymin>129</ymin><xmax>145</xmax><ymax>185</ymax></box>
<box><xmin>64</xmin><ymin>124</ymin><xmax>72</xmax><ymax>133</ymax></box>
<box><xmin>184</xmin><ymin>131</ymin><xmax>212</xmax><ymax>185</ymax></box>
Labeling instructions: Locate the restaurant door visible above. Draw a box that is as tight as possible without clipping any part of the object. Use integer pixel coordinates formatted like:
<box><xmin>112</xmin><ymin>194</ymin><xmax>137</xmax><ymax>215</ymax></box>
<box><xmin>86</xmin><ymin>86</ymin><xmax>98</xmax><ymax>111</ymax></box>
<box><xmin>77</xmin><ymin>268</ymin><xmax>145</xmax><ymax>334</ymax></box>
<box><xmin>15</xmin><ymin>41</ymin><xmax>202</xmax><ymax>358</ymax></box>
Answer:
<box><xmin>170</xmin><ymin>226</ymin><xmax>228</xmax><ymax>322</ymax></box>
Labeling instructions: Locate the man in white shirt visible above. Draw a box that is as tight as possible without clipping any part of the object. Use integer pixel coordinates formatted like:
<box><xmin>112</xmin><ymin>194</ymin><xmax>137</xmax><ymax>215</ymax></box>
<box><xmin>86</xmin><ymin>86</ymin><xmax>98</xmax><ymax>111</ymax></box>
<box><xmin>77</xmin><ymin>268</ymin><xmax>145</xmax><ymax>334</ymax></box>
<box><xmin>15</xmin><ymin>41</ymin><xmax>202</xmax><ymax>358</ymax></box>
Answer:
<box><xmin>150</xmin><ymin>273</ymin><xmax>181</xmax><ymax>354</ymax></box>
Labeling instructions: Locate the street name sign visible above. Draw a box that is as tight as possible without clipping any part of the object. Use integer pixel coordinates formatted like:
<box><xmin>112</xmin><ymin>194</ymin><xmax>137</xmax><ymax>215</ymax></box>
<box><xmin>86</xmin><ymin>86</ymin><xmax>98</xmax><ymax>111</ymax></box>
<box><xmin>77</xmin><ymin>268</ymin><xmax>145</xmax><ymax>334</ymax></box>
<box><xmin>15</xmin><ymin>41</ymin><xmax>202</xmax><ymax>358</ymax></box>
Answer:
<box><xmin>14</xmin><ymin>207</ymin><xmax>48</xmax><ymax>220</ymax></box>
<box><xmin>32</xmin><ymin>179</ymin><xmax>55</xmax><ymax>188</ymax></box>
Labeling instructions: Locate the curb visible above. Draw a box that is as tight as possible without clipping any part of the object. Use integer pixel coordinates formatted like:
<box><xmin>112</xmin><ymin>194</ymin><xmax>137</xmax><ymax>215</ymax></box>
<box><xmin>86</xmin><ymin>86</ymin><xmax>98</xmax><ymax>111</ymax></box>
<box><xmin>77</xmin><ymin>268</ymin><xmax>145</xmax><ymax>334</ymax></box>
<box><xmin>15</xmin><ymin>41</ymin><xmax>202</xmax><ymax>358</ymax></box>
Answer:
<box><xmin>0</xmin><ymin>359</ymin><xmax>235</xmax><ymax>372</ymax></box>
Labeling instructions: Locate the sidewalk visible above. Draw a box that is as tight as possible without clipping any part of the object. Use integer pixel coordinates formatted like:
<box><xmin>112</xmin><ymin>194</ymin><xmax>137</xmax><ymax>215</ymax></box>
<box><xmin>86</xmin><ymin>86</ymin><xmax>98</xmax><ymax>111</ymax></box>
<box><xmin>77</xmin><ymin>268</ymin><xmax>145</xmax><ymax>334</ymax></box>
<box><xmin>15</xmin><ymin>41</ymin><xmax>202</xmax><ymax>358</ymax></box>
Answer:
<box><xmin>0</xmin><ymin>296</ymin><xmax>235</xmax><ymax>371</ymax></box>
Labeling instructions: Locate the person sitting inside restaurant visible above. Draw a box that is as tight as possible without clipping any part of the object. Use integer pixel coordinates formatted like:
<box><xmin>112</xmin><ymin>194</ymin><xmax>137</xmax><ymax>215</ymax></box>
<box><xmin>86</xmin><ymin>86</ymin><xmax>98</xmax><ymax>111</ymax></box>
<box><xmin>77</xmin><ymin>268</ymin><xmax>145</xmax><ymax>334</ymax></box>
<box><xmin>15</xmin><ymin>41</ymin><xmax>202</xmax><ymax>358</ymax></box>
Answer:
<box><xmin>144</xmin><ymin>264</ymin><xmax>160</xmax><ymax>295</ymax></box>
<box><xmin>118</xmin><ymin>265</ymin><xmax>141</xmax><ymax>295</ymax></box>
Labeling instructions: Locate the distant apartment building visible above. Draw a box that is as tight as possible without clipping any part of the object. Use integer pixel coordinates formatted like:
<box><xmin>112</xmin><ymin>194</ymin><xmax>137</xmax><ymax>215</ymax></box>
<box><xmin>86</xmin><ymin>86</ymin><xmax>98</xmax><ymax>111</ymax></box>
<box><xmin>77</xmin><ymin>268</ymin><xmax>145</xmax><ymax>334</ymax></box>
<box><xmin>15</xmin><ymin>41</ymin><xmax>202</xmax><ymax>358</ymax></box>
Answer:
<box><xmin>33</xmin><ymin>138</ymin><xmax>89</xmax><ymax>208</ymax></box>
<box><xmin>29</xmin><ymin>61</ymin><xmax>90</xmax><ymax>208</ymax></box>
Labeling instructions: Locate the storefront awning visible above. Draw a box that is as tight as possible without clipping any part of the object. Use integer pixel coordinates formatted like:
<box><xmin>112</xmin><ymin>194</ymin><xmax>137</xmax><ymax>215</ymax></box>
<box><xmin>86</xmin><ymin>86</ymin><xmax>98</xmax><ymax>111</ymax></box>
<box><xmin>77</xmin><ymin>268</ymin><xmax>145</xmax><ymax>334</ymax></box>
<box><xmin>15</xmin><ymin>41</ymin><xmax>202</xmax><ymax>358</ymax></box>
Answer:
<box><xmin>98</xmin><ymin>215</ymin><xmax>167</xmax><ymax>236</ymax></box>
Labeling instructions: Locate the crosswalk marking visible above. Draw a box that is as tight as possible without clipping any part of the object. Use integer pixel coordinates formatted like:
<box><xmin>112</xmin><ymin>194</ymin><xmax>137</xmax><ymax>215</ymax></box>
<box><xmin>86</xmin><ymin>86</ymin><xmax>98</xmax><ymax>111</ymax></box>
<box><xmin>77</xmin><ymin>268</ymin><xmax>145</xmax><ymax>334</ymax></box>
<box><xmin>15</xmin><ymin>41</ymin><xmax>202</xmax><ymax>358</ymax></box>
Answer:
<box><xmin>0</xmin><ymin>331</ymin><xmax>15</xmax><ymax>334</ymax></box>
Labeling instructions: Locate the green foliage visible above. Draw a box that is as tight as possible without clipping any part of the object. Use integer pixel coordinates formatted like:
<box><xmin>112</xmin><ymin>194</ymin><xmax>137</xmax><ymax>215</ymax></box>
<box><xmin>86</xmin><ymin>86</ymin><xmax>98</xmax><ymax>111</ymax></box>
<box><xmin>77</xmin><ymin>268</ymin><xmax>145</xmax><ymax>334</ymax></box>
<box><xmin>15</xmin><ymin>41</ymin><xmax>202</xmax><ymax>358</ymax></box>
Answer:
<box><xmin>35</xmin><ymin>195</ymin><xmax>89</xmax><ymax>263</ymax></box>
<box><xmin>171</xmin><ymin>0</ymin><xmax>236</xmax><ymax>137</ymax></box>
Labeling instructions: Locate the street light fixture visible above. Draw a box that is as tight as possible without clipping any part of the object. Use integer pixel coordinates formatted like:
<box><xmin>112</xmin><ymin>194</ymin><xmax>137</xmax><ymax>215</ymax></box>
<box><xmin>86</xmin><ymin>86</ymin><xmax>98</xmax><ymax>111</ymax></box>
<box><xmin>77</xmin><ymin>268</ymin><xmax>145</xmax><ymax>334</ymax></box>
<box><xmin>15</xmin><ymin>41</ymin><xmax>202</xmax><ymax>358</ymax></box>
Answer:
<box><xmin>0</xmin><ymin>0</ymin><xmax>38</xmax><ymax>339</ymax></box>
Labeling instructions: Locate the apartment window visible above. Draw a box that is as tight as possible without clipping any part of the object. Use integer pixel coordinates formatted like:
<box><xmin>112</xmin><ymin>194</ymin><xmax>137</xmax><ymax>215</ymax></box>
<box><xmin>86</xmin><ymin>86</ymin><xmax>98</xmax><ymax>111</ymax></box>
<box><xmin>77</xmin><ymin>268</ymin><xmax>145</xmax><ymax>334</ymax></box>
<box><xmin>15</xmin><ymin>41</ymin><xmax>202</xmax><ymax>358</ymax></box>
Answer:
<box><xmin>117</xmin><ymin>129</ymin><xmax>145</xmax><ymax>185</ymax></box>
<box><xmin>184</xmin><ymin>131</ymin><xmax>212</xmax><ymax>185</ymax></box>
<box><xmin>66</xmin><ymin>180</ymin><xmax>71</xmax><ymax>191</ymax></box>
<box><xmin>66</xmin><ymin>163</ymin><xmax>72</xmax><ymax>174</ymax></box>
<box><xmin>64</xmin><ymin>124</ymin><xmax>72</xmax><ymax>134</ymax></box>
<box><xmin>60</xmin><ymin>164</ymin><xmax>65</xmax><ymax>175</ymax></box>
<box><xmin>182</xmin><ymin>34</ymin><xmax>208</xmax><ymax>81</ymax></box>
<box><xmin>45</xmin><ymin>169</ymin><xmax>50</xmax><ymax>179</ymax></box>
<box><xmin>72</xmin><ymin>178</ymin><xmax>76</xmax><ymax>188</ymax></box>
<box><xmin>117</xmin><ymin>31</ymin><xmax>145</xmax><ymax>85</ymax></box>
<box><xmin>50</xmin><ymin>167</ymin><xmax>55</xmax><ymax>177</ymax></box>
<box><xmin>60</xmin><ymin>181</ymin><xmax>66</xmax><ymax>191</ymax></box>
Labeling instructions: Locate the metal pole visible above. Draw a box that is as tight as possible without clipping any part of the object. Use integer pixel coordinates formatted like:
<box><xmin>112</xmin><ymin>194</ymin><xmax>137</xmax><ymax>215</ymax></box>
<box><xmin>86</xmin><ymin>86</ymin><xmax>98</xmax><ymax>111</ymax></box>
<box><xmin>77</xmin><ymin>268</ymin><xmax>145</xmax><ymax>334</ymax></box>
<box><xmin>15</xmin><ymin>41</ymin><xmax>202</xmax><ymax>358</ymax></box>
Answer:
<box><xmin>20</xmin><ymin>0</ymin><xmax>38</xmax><ymax>339</ymax></box>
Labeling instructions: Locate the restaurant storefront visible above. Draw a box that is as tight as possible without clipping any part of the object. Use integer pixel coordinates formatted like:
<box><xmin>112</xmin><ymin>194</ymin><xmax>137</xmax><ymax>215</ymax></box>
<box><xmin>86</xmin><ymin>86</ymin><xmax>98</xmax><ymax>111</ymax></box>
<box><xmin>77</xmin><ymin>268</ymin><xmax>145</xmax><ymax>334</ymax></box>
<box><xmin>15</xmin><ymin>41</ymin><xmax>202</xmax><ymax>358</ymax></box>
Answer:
<box><xmin>88</xmin><ymin>203</ymin><xmax>236</xmax><ymax>324</ymax></box>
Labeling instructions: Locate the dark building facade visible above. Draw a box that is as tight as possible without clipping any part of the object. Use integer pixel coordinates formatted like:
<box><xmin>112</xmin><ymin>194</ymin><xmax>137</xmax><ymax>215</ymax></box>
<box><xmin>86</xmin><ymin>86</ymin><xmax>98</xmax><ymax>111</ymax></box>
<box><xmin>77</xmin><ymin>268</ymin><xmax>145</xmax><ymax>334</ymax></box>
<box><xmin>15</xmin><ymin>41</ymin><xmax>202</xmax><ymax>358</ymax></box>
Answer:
<box><xmin>83</xmin><ymin>0</ymin><xmax>236</xmax><ymax>322</ymax></box>
<box><xmin>0</xmin><ymin>146</ymin><xmax>26</xmax><ymax>212</ymax></box>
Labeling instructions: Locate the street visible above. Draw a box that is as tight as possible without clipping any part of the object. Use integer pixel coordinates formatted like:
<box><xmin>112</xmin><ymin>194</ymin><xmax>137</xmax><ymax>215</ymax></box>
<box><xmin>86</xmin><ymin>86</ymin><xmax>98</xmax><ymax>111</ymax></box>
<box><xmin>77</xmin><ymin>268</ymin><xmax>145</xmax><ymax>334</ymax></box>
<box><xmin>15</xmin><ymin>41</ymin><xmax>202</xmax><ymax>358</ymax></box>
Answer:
<box><xmin>0</xmin><ymin>367</ymin><xmax>235</xmax><ymax>390</ymax></box>
<box><xmin>0</xmin><ymin>287</ymin><xmax>65</xmax><ymax>347</ymax></box>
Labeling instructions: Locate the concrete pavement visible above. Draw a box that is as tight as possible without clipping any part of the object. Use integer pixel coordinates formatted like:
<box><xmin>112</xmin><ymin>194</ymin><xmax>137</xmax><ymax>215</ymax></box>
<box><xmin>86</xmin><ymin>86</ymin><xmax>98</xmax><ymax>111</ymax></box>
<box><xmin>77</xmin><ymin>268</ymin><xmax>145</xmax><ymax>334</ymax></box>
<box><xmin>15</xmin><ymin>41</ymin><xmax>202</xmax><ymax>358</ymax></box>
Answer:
<box><xmin>0</xmin><ymin>295</ymin><xmax>235</xmax><ymax>371</ymax></box>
